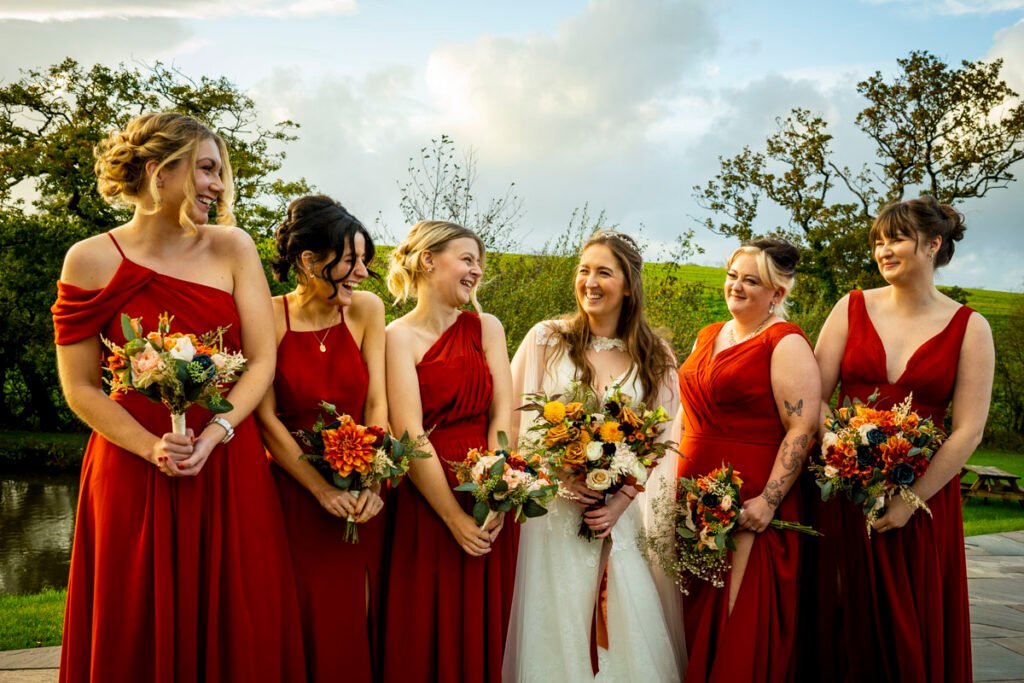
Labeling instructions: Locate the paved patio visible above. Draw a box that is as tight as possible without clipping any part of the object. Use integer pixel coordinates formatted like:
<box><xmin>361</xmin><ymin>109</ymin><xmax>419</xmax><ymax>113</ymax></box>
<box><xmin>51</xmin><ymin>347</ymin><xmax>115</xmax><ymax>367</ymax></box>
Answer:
<box><xmin>2</xmin><ymin>530</ymin><xmax>1023</xmax><ymax>682</ymax></box>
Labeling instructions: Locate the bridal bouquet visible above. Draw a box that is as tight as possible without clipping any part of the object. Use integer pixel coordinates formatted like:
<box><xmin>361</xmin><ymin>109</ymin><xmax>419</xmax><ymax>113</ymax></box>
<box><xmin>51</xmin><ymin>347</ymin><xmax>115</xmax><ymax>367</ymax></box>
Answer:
<box><xmin>102</xmin><ymin>312</ymin><xmax>246</xmax><ymax>435</ymax></box>
<box><xmin>450</xmin><ymin>433</ymin><xmax>559</xmax><ymax>529</ymax></box>
<box><xmin>641</xmin><ymin>464</ymin><xmax>819</xmax><ymax>593</ymax></box>
<box><xmin>810</xmin><ymin>392</ymin><xmax>944</xmax><ymax>534</ymax></box>
<box><xmin>295</xmin><ymin>401</ymin><xmax>431</xmax><ymax>542</ymax></box>
<box><xmin>520</xmin><ymin>385</ymin><xmax>673</xmax><ymax>541</ymax></box>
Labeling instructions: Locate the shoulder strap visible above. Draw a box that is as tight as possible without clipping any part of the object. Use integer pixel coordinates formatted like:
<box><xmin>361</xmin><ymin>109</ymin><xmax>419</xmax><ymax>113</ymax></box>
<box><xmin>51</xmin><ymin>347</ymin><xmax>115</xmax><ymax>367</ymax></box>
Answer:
<box><xmin>106</xmin><ymin>232</ymin><xmax>126</xmax><ymax>259</ymax></box>
<box><xmin>282</xmin><ymin>295</ymin><xmax>292</xmax><ymax>331</ymax></box>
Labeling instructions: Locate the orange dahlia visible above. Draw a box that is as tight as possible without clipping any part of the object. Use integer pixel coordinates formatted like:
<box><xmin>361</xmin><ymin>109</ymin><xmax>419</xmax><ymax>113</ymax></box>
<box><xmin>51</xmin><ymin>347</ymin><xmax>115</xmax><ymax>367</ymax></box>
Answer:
<box><xmin>321</xmin><ymin>415</ymin><xmax>377</xmax><ymax>477</ymax></box>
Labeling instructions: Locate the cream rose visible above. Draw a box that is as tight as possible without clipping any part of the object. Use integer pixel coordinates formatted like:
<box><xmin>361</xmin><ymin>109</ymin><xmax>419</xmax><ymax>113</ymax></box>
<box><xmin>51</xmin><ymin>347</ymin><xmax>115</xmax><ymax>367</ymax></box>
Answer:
<box><xmin>168</xmin><ymin>336</ymin><xmax>196</xmax><ymax>362</ymax></box>
<box><xmin>585</xmin><ymin>441</ymin><xmax>603</xmax><ymax>461</ymax></box>
<box><xmin>822</xmin><ymin>431</ymin><xmax>839</xmax><ymax>450</ymax></box>
<box><xmin>585</xmin><ymin>469</ymin><xmax>613</xmax><ymax>491</ymax></box>
<box><xmin>823</xmin><ymin>464</ymin><xmax>839</xmax><ymax>478</ymax></box>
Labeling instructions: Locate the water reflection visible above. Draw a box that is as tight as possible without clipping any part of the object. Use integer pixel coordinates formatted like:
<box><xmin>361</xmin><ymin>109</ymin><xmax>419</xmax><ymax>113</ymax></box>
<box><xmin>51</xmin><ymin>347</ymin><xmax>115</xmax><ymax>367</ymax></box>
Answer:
<box><xmin>0</xmin><ymin>473</ymin><xmax>78</xmax><ymax>595</ymax></box>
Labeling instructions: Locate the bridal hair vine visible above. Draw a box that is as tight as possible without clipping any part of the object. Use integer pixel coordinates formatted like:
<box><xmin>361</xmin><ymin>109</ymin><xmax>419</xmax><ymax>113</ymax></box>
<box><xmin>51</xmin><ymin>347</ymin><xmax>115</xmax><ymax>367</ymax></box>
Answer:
<box><xmin>594</xmin><ymin>230</ymin><xmax>642</xmax><ymax>256</ymax></box>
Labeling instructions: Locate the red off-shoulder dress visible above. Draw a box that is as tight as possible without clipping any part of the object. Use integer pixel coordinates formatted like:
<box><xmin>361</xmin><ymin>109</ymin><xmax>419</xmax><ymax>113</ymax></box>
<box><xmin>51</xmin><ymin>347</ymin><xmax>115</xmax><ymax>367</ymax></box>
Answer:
<box><xmin>381</xmin><ymin>311</ymin><xmax>518</xmax><ymax>683</ymax></box>
<box><xmin>677</xmin><ymin>321</ymin><xmax>808</xmax><ymax>683</ymax></box>
<box><xmin>269</xmin><ymin>295</ymin><xmax>385</xmax><ymax>682</ymax></box>
<box><xmin>834</xmin><ymin>289</ymin><xmax>974</xmax><ymax>683</ymax></box>
<box><xmin>51</xmin><ymin>234</ymin><xmax>306</xmax><ymax>682</ymax></box>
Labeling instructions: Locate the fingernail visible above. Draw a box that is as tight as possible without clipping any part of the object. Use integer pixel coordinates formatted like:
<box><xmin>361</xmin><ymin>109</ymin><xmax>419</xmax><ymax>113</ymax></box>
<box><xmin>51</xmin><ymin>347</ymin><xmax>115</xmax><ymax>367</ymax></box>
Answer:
<box><xmin>177</xmin><ymin>464</ymin><xmax>185</xmax><ymax>470</ymax></box>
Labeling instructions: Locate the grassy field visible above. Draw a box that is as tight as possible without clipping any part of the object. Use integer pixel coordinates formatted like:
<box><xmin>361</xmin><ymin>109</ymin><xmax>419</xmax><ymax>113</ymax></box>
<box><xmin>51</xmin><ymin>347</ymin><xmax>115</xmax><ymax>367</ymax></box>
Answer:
<box><xmin>0</xmin><ymin>588</ymin><xmax>64</xmax><ymax>650</ymax></box>
<box><xmin>961</xmin><ymin>448</ymin><xmax>1024</xmax><ymax>537</ymax></box>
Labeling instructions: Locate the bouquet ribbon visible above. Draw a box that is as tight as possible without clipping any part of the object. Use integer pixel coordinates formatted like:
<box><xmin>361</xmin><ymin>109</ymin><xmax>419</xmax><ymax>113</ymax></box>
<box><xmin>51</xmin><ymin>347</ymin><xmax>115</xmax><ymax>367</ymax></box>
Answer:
<box><xmin>588</xmin><ymin>537</ymin><xmax>613</xmax><ymax>675</ymax></box>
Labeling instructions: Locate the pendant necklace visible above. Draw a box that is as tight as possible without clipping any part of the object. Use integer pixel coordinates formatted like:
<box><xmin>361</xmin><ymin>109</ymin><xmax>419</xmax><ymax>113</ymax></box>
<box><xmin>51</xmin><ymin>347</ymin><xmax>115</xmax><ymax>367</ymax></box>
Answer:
<box><xmin>727</xmin><ymin>314</ymin><xmax>774</xmax><ymax>347</ymax></box>
<box><xmin>310</xmin><ymin>310</ymin><xmax>341</xmax><ymax>353</ymax></box>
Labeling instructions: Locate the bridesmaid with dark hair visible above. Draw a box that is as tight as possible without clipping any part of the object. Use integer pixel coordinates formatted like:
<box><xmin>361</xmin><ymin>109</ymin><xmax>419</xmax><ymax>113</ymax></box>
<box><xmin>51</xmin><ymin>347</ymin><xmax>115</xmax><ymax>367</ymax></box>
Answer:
<box><xmin>677</xmin><ymin>238</ymin><xmax>820</xmax><ymax>683</ymax></box>
<box><xmin>52</xmin><ymin>112</ymin><xmax>305</xmax><ymax>681</ymax></box>
<box><xmin>814</xmin><ymin>196</ymin><xmax>994</xmax><ymax>682</ymax></box>
<box><xmin>381</xmin><ymin>220</ymin><xmax>517</xmax><ymax>683</ymax></box>
<box><xmin>256</xmin><ymin>195</ymin><xmax>387</xmax><ymax>682</ymax></box>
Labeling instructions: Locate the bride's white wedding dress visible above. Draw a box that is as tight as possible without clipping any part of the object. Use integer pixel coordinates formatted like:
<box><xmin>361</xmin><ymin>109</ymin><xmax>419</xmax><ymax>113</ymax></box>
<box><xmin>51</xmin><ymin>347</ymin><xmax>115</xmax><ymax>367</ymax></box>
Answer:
<box><xmin>502</xmin><ymin>321</ymin><xmax>685</xmax><ymax>682</ymax></box>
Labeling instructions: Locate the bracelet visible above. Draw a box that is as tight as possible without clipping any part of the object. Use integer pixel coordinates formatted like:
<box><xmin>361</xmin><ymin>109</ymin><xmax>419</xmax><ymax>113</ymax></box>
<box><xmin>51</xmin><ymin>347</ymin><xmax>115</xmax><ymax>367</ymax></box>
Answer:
<box><xmin>207</xmin><ymin>416</ymin><xmax>235</xmax><ymax>444</ymax></box>
<box><xmin>621</xmin><ymin>487</ymin><xmax>637</xmax><ymax>500</ymax></box>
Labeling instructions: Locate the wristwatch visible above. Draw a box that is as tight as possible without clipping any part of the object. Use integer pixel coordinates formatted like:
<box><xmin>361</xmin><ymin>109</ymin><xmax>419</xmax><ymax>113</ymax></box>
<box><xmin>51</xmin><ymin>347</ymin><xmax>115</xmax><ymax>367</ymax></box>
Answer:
<box><xmin>207</xmin><ymin>416</ymin><xmax>235</xmax><ymax>444</ymax></box>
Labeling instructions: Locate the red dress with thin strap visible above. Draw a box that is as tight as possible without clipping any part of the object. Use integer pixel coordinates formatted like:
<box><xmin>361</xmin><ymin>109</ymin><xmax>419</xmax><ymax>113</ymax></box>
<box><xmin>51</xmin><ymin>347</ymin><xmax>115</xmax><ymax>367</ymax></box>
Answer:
<box><xmin>381</xmin><ymin>312</ymin><xmax>518</xmax><ymax>683</ymax></box>
<box><xmin>51</xmin><ymin>234</ymin><xmax>306</xmax><ymax>683</ymax></box>
<box><xmin>836</xmin><ymin>289</ymin><xmax>973</xmax><ymax>683</ymax></box>
<box><xmin>677</xmin><ymin>321</ymin><xmax>808</xmax><ymax>683</ymax></box>
<box><xmin>270</xmin><ymin>296</ymin><xmax>384</xmax><ymax>682</ymax></box>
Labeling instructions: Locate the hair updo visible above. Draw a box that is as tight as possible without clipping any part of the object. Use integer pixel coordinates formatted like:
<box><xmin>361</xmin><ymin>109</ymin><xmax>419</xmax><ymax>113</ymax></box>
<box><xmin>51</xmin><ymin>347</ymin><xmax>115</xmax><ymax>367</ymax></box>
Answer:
<box><xmin>93</xmin><ymin>112</ymin><xmax>235</xmax><ymax>232</ymax></box>
<box><xmin>726</xmin><ymin>237</ymin><xmax>800</xmax><ymax>319</ymax></box>
<box><xmin>869</xmin><ymin>195</ymin><xmax>966</xmax><ymax>268</ymax></box>
<box><xmin>273</xmin><ymin>195</ymin><xmax>376</xmax><ymax>299</ymax></box>
<box><xmin>386</xmin><ymin>220</ymin><xmax>485</xmax><ymax>311</ymax></box>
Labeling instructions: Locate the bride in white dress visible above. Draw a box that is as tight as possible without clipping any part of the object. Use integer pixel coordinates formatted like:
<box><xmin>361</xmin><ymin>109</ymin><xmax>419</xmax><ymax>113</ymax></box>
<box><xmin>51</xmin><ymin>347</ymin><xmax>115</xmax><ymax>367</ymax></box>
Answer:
<box><xmin>503</xmin><ymin>231</ymin><xmax>685</xmax><ymax>682</ymax></box>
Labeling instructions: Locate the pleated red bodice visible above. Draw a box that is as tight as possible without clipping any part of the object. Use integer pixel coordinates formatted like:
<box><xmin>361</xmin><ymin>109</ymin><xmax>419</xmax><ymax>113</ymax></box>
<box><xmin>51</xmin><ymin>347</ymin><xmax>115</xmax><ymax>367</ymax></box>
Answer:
<box><xmin>381</xmin><ymin>311</ymin><xmax>518</xmax><ymax>683</ymax></box>
<box><xmin>51</xmin><ymin>234</ymin><xmax>306</xmax><ymax>682</ymax></box>
<box><xmin>835</xmin><ymin>289</ymin><xmax>974</xmax><ymax>683</ymax></box>
<box><xmin>678</xmin><ymin>321</ymin><xmax>808</xmax><ymax>683</ymax></box>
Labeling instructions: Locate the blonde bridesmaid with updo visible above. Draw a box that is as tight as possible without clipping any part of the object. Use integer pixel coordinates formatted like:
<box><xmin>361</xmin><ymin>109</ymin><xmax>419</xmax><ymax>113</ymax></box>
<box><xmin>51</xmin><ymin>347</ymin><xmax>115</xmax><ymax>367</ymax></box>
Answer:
<box><xmin>51</xmin><ymin>112</ymin><xmax>305</xmax><ymax>682</ymax></box>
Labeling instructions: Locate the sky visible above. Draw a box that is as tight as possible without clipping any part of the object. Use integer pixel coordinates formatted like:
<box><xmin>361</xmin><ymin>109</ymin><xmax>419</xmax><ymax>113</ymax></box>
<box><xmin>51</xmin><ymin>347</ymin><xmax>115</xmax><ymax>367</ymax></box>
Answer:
<box><xmin>1</xmin><ymin>0</ymin><xmax>1022</xmax><ymax>291</ymax></box>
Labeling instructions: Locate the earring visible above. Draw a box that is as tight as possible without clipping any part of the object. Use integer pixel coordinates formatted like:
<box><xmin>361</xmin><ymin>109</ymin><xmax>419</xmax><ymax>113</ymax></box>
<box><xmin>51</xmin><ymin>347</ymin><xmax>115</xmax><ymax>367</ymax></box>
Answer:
<box><xmin>427</xmin><ymin>267</ymin><xmax>434</xmax><ymax>273</ymax></box>
<box><xmin>769</xmin><ymin>301</ymin><xmax>776</xmax><ymax>315</ymax></box>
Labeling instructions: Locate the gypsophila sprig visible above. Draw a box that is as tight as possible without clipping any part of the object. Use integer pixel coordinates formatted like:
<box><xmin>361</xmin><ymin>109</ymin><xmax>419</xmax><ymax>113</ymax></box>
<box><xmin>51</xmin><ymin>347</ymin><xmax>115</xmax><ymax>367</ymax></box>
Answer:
<box><xmin>101</xmin><ymin>312</ymin><xmax>246</xmax><ymax>435</ymax></box>
<box><xmin>640</xmin><ymin>464</ymin><xmax>819</xmax><ymax>594</ymax></box>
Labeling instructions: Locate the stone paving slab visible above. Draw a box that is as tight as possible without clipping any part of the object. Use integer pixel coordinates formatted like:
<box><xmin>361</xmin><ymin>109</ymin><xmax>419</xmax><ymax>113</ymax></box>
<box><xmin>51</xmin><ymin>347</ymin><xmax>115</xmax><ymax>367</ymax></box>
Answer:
<box><xmin>0</xmin><ymin>672</ymin><xmax>57</xmax><ymax>683</ymax></box>
<box><xmin>0</xmin><ymin>649</ymin><xmax>58</xmax><ymax>671</ymax></box>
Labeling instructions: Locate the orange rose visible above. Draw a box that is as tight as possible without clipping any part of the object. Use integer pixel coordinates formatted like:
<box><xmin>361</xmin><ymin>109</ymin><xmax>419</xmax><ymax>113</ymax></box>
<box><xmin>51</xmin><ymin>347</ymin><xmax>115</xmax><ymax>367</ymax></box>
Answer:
<box><xmin>565</xmin><ymin>402</ymin><xmax>586</xmax><ymax>421</ymax></box>
<box><xmin>563</xmin><ymin>441</ymin><xmax>587</xmax><ymax>467</ymax></box>
<box><xmin>107</xmin><ymin>354</ymin><xmax>126</xmax><ymax>372</ymax></box>
<box><xmin>545</xmin><ymin>423</ymin><xmax>571</xmax><ymax>446</ymax></box>
<box><xmin>599</xmin><ymin>421</ymin><xmax>624</xmax><ymax>442</ymax></box>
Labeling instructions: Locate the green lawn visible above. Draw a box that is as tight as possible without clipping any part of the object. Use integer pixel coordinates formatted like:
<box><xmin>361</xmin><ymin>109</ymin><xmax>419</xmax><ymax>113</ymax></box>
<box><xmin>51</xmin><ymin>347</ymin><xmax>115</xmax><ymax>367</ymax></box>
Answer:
<box><xmin>0</xmin><ymin>588</ymin><xmax>65</xmax><ymax>650</ymax></box>
<box><xmin>961</xmin><ymin>448</ymin><xmax>1024</xmax><ymax>537</ymax></box>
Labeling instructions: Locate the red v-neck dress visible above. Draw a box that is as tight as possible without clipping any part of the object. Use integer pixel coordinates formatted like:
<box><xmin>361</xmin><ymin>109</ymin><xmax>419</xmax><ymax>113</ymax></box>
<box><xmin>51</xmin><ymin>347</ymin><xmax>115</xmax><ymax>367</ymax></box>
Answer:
<box><xmin>270</xmin><ymin>295</ymin><xmax>385</xmax><ymax>682</ymax></box>
<box><xmin>835</xmin><ymin>289</ymin><xmax>974</xmax><ymax>683</ymax></box>
<box><xmin>51</xmin><ymin>233</ymin><xmax>306</xmax><ymax>682</ymax></box>
<box><xmin>677</xmin><ymin>321</ymin><xmax>809</xmax><ymax>683</ymax></box>
<box><xmin>381</xmin><ymin>311</ymin><xmax>518</xmax><ymax>683</ymax></box>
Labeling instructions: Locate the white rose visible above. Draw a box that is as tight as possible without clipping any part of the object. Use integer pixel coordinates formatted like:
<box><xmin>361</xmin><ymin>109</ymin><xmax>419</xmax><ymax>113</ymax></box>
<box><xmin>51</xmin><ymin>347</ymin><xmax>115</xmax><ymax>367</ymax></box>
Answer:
<box><xmin>471</xmin><ymin>454</ymin><xmax>502</xmax><ymax>479</ymax></box>
<box><xmin>856</xmin><ymin>424</ymin><xmax>879</xmax><ymax>442</ymax></box>
<box><xmin>630</xmin><ymin>460</ymin><xmax>649</xmax><ymax>486</ymax></box>
<box><xmin>590</xmin><ymin>413</ymin><xmax>605</xmax><ymax>425</ymax></box>
<box><xmin>168</xmin><ymin>336</ymin><xmax>196</xmax><ymax>362</ymax></box>
<box><xmin>585</xmin><ymin>441</ymin><xmax>603</xmax><ymax>461</ymax></box>
<box><xmin>823</xmin><ymin>465</ymin><xmax>839</xmax><ymax>478</ymax></box>
<box><xmin>585</xmin><ymin>469</ymin><xmax>613</xmax><ymax>491</ymax></box>
<box><xmin>822</xmin><ymin>432</ymin><xmax>839</xmax><ymax>450</ymax></box>
<box><xmin>210</xmin><ymin>352</ymin><xmax>227</xmax><ymax>370</ymax></box>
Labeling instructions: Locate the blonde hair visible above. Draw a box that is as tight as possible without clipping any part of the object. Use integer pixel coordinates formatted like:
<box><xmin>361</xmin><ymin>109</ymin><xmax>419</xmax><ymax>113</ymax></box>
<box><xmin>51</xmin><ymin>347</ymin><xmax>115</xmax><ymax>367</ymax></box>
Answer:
<box><xmin>726</xmin><ymin>237</ymin><xmax>800</xmax><ymax>319</ymax></box>
<box><xmin>387</xmin><ymin>220</ymin><xmax>485</xmax><ymax>311</ymax></box>
<box><xmin>93</xmin><ymin>112</ymin><xmax>235</xmax><ymax>232</ymax></box>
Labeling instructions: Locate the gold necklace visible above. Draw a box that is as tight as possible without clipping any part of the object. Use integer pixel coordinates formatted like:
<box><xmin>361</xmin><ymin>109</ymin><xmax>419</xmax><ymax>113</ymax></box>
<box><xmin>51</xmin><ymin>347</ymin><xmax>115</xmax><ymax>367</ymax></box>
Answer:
<box><xmin>305</xmin><ymin>306</ymin><xmax>341</xmax><ymax>353</ymax></box>
<box><xmin>727</xmin><ymin>314</ymin><xmax>774</xmax><ymax>347</ymax></box>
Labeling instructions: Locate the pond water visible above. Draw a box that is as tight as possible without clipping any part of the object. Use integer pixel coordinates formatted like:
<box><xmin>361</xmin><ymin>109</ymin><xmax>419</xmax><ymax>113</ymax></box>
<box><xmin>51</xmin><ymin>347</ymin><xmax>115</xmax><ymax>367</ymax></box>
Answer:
<box><xmin>0</xmin><ymin>473</ymin><xmax>78</xmax><ymax>595</ymax></box>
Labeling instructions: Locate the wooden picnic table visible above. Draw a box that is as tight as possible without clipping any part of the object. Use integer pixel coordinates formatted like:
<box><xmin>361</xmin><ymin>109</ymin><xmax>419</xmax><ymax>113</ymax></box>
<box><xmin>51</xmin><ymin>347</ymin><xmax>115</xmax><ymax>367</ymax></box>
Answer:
<box><xmin>960</xmin><ymin>465</ymin><xmax>1024</xmax><ymax>508</ymax></box>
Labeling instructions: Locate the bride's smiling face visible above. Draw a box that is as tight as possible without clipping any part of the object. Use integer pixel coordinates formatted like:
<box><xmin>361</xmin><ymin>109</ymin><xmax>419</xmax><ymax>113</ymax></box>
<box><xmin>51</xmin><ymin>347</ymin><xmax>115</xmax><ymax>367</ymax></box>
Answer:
<box><xmin>575</xmin><ymin>244</ymin><xmax>629</xmax><ymax>322</ymax></box>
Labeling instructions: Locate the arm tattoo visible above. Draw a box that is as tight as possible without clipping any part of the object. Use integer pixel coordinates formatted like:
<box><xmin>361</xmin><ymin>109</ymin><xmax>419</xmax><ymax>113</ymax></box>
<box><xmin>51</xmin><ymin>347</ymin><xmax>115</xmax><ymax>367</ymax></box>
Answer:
<box><xmin>785</xmin><ymin>399</ymin><xmax>803</xmax><ymax>417</ymax></box>
<box><xmin>762</xmin><ymin>433</ymin><xmax>812</xmax><ymax>508</ymax></box>
<box><xmin>761</xmin><ymin>480</ymin><xmax>784</xmax><ymax>507</ymax></box>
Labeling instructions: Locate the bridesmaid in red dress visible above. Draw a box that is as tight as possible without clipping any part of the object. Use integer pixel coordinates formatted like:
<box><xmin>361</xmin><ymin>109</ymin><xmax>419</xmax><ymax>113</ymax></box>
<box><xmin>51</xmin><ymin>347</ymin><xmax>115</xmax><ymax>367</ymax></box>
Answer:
<box><xmin>256</xmin><ymin>195</ymin><xmax>387</xmax><ymax>682</ymax></box>
<box><xmin>51</xmin><ymin>112</ymin><xmax>305</xmax><ymax>681</ymax></box>
<box><xmin>677</xmin><ymin>238</ymin><xmax>820</xmax><ymax>683</ymax></box>
<box><xmin>381</xmin><ymin>220</ymin><xmax>517</xmax><ymax>683</ymax></box>
<box><xmin>814</xmin><ymin>196</ymin><xmax>994</xmax><ymax>683</ymax></box>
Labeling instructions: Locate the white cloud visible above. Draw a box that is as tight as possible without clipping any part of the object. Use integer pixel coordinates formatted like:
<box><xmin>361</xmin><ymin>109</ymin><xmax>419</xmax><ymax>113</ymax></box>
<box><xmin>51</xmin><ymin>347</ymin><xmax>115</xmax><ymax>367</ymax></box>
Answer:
<box><xmin>421</xmin><ymin>0</ymin><xmax>717</xmax><ymax>163</ymax></box>
<box><xmin>0</xmin><ymin>0</ymin><xmax>357</xmax><ymax>22</ymax></box>
<box><xmin>863</xmin><ymin>0</ymin><xmax>1024</xmax><ymax>14</ymax></box>
<box><xmin>989</xmin><ymin>18</ymin><xmax>1024</xmax><ymax>94</ymax></box>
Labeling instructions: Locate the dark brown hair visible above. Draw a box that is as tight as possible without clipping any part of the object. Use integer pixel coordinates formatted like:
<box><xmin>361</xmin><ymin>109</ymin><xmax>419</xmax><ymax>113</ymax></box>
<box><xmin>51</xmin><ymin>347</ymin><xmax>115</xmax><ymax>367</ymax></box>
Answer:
<box><xmin>869</xmin><ymin>195</ymin><xmax>966</xmax><ymax>268</ymax></box>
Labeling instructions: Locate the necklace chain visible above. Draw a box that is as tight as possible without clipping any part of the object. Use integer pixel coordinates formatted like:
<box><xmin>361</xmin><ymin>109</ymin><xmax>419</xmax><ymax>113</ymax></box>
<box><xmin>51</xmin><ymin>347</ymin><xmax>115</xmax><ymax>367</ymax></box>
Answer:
<box><xmin>306</xmin><ymin>307</ymin><xmax>341</xmax><ymax>353</ymax></box>
<box><xmin>727</xmin><ymin>314</ymin><xmax>774</xmax><ymax>347</ymax></box>
<box><xmin>589</xmin><ymin>335</ymin><xmax>625</xmax><ymax>352</ymax></box>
